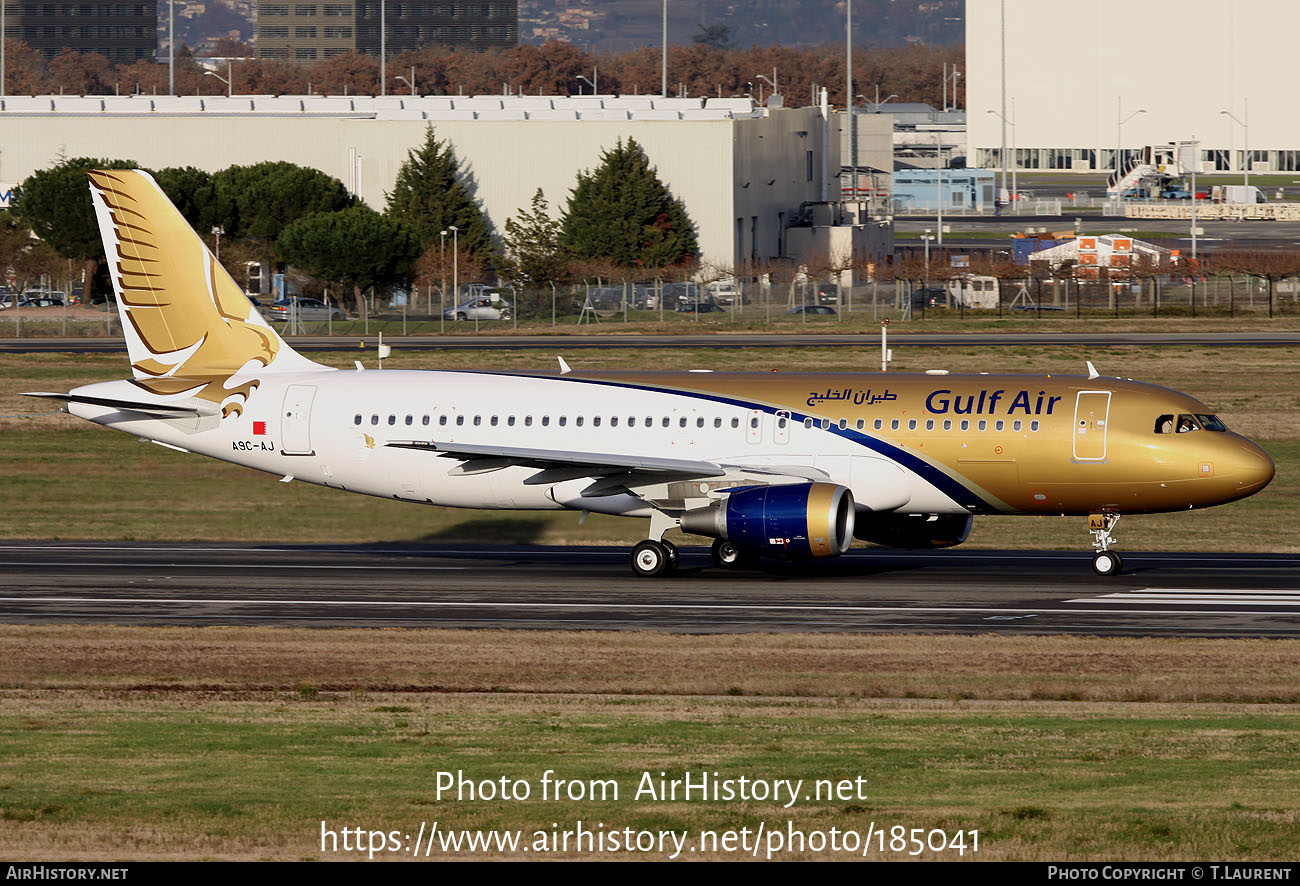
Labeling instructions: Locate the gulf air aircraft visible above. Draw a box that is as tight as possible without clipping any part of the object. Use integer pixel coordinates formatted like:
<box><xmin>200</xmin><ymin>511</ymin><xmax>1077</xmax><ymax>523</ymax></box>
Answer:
<box><xmin>27</xmin><ymin>170</ymin><xmax>1276</xmax><ymax>577</ymax></box>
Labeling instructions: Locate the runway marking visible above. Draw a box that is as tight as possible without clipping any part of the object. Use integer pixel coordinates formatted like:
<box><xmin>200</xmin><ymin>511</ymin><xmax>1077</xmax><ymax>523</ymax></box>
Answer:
<box><xmin>3</xmin><ymin>596</ymin><xmax>1300</xmax><ymax>618</ymax></box>
<box><xmin>1</xmin><ymin>561</ymin><xmax>466</xmax><ymax>571</ymax></box>
<box><xmin>1071</xmin><ymin>588</ymin><xmax>1300</xmax><ymax>606</ymax></box>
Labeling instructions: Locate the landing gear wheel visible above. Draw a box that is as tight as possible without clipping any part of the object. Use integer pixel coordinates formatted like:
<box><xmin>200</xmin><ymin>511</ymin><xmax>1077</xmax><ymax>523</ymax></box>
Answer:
<box><xmin>631</xmin><ymin>540</ymin><xmax>669</xmax><ymax>577</ymax></box>
<box><xmin>661</xmin><ymin>540</ymin><xmax>679</xmax><ymax>573</ymax></box>
<box><xmin>1092</xmin><ymin>550</ymin><xmax>1123</xmax><ymax>576</ymax></box>
<box><xmin>711</xmin><ymin>538</ymin><xmax>754</xmax><ymax>569</ymax></box>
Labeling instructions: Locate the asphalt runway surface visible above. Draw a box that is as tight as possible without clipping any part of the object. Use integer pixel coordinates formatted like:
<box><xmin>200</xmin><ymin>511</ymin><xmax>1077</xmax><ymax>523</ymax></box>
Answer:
<box><xmin>5</xmin><ymin>331</ymin><xmax>1300</xmax><ymax>354</ymax></box>
<box><xmin>3</xmin><ymin>542</ymin><xmax>1300</xmax><ymax>637</ymax></box>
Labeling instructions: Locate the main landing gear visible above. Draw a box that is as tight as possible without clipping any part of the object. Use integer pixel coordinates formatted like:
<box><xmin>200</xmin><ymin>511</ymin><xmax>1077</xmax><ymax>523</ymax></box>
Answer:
<box><xmin>1088</xmin><ymin>513</ymin><xmax>1123</xmax><ymax>576</ymax></box>
<box><xmin>630</xmin><ymin>539</ymin><xmax>678</xmax><ymax>577</ymax></box>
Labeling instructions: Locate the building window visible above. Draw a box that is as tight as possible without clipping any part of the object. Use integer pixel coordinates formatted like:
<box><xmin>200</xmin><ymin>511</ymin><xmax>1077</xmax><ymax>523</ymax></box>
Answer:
<box><xmin>294</xmin><ymin>3</ymin><xmax>316</xmax><ymax>13</ymax></box>
<box><xmin>295</xmin><ymin>25</ymin><xmax>317</xmax><ymax>36</ymax></box>
<box><xmin>295</xmin><ymin>47</ymin><xmax>317</xmax><ymax>58</ymax></box>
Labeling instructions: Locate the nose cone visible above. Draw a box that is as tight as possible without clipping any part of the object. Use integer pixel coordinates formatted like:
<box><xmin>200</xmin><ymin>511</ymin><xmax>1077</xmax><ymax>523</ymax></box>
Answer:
<box><xmin>1230</xmin><ymin>437</ymin><xmax>1275</xmax><ymax>496</ymax></box>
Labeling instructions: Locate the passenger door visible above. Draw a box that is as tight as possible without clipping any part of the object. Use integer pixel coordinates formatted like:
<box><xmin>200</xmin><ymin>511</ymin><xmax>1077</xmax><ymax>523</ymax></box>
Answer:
<box><xmin>1073</xmin><ymin>391</ymin><xmax>1111</xmax><ymax>461</ymax></box>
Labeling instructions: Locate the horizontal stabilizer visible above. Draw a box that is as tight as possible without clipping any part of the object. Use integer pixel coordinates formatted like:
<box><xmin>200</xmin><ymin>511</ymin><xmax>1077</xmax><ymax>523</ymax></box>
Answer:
<box><xmin>22</xmin><ymin>391</ymin><xmax>218</xmax><ymax>418</ymax></box>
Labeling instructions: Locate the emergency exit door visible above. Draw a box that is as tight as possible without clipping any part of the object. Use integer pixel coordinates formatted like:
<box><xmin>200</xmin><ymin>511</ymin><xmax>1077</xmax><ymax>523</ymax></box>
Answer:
<box><xmin>1072</xmin><ymin>390</ymin><xmax>1111</xmax><ymax>461</ymax></box>
<box><xmin>280</xmin><ymin>384</ymin><xmax>317</xmax><ymax>456</ymax></box>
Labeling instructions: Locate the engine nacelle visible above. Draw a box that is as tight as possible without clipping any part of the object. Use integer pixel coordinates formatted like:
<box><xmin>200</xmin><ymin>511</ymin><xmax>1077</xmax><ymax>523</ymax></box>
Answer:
<box><xmin>681</xmin><ymin>482</ymin><xmax>855</xmax><ymax>559</ymax></box>
<box><xmin>854</xmin><ymin>513</ymin><xmax>972</xmax><ymax>549</ymax></box>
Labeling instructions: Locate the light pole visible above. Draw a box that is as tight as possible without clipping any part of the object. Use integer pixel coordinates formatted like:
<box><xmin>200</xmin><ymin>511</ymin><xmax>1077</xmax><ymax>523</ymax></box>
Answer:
<box><xmin>755</xmin><ymin>72</ymin><xmax>776</xmax><ymax>106</ymax></box>
<box><xmin>1116</xmin><ymin>99</ymin><xmax>1147</xmax><ymax>181</ymax></box>
<box><xmin>380</xmin><ymin>0</ymin><xmax>386</xmax><ymax>97</ymax></box>
<box><xmin>204</xmin><ymin>61</ymin><xmax>232</xmax><ymax>97</ymax></box>
<box><xmin>998</xmin><ymin>0</ymin><xmax>1007</xmax><ymax>202</ymax></box>
<box><xmin>168</xmin><ymin>0</ymin><xmax>174</xmax><ymax>95</ymax></box>
<box><xmin>935</xmin><ymin>136</ymin><xmax>945</xmax><ymax>247</ymax></box>
<box><xmin>846</xmin><ymin>0</ymin><xmax>855</xmax><ymax>202</ymax></box>
<box><xmin>986</xmin><ymin>106</ymin><xmax>1016</xmax><ymax>208</ymax></box>
<box><xmin>576</xmin><ymin>68</ymin><xmax>597</xmax><ymax>95</ymax></box>
<box><xmin>871</xmin><ymin>87</ymin><xmax>897</xmax><ymax>110</ymax></box>
<box><xmin>439</xmin><ymin>229</ymin><xmax>447</xmax><ymax>333</ymax></box>
<box><xmin>661</xmin><ymin>0</ymin><xmax>667</xmax><ymax>96</ymax></box>
<box><xmin>1220</xmin><ymin>99</ymin><xmax>1249</xmax><ymax>187</ymax></box>
<box><xmin>396</xmin><ymin>66</ymin><xmax>416</xmax><ymax>96</ymax></box>
<box><xmin>922</xmin><ymin>229</ymin><xmax>933</xmax><ymax>291</ymax></box>
<box><xmin>449</xmin><ymin>226</ymin><xmax>459</xmax><ymax>316</ymax></box>
<box><xmin>211</xmin><ymin>226</ymin><xmax>223</xmax><ymax>260</ymax></box>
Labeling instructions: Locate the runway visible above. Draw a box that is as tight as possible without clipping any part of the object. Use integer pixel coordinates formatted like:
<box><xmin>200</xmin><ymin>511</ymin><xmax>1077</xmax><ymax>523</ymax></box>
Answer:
<box><xmin>3</xmin><ymin>542</ymin><xmax>1300</xmax><ymax>637</ymax></box>
<box><xmin>5</xmin><ymin>331</ymin><xmax>1300</xmax><ymax>354</ymax></box>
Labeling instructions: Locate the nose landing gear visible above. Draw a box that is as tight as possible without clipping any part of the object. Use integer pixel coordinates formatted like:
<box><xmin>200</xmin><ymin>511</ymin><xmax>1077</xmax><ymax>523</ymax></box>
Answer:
<box><xmin>1089</xmin><ymin>513</ymin><xmax>1123</xmax><ymax>576</ymax></box>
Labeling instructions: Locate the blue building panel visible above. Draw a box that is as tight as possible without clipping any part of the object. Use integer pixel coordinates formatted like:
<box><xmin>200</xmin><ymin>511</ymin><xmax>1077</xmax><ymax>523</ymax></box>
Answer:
<box><xmin>891</xmin><ymin>169</ymin><xmax>995</xmax><ymax>213</ymax></box>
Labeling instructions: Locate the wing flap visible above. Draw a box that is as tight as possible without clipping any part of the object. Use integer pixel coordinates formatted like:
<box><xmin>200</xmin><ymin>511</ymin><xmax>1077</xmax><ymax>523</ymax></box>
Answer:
<box><xmin>386</xmin><ymin>440</ymin><xmax>729</xmax><ymax>479</ymax></box>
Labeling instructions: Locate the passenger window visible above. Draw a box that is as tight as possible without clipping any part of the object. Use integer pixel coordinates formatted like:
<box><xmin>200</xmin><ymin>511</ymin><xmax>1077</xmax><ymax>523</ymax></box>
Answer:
<box><xmin>646</xmin><ymin>417</ymin><xmax>653</xmax><ymax>427</ymax></box>
<box><xmin>777</xmin><ymin>417</ymin><xmax>787</xmax><ymax>429</ymax></box>
<box><xmin>388</xmin><ymin>415</ymin><xmax>396</xmax><ymax>425</ymax></box>
<box><xmin>838</xmin><ymin>418</ymin><xmax>847</xmax><ymax>430</ymax></box>
<box><xmin>456</xmin><ymin>415</ymin><xmax>464</xmax><ymax>426</ymax></box>
<box><xmin>925</xmin><ymin>419</ymin><xmax>934</xmax><ymax>430</ymax></box>
<box><xmin>490</xmin><ymin>416</ymin><xmax>498</xmax><ymax>426</ymax></box>
<box><xmin>473</xmin><ymin>416</ymin><xmax>481</xmax><ymax>426</ymax></box>
<box><xmin>805</xmin><ymin>418</ymin><xmax>814</xmax><ymax>429</ymax></box>
<box><xmin>697</xmin><ymin>417</ymin><xmax>705</xmax><ymax>428</ymax></box>
<box><xmin>1013</xmin><ymin>420</ymin><xmax>1023</xmax><ymax>431</ymax></box>
<box><xmin>820</xmin><ymin>419</ymin><xmax>830</xmax><ymax>430</ymax></box>
<box><xmin>751</xmin><ymin>417</ymin><xmax>760</xmax><ymax>429</ymax></box>
<box><xmin>714</xmin><ymin>417</ymin><xmax>722</xmax><ymax>428</ymax></box>
<box><xmin>978</xmin><ymin>420</ymin><xmax>986</xmax><ymax>431</ymax></box>
<box><xmin>873</xmin><ymin>419</ymin><xmax>882</xmax><ymax>430</ymax></box>
<box><xmin>508</xmin><ymin>416</ymin><xmax>515</xmax><ymax>426</ymax></box>
<box><xmin>559</xmin><ymin>416</ymin><xmax>567</xmax><ymax>427</ymax></box>
<box><xmin>525</xmin><ymin>416</ymin><xmax>533</xmax><ymax>427</ymax></box>
<box><xmin>662</xmin><ymin>417</ymin><xmax>670</xmax><ymax>427</ymax></box>
<box><xmin>353</xmin><ymin>414</ymin><xmax>362</xmax><ymax>425</ymax></box>
<box><xmin>1155</xmin><ymin>414</ymin><xmax>1174</xmax><ymax>434</ymax></box>
<box><xmin>611</xmin><ymin>417</ymin><xmax>619</xmax><ymax>427</ymax></box>
<box><xmin>890</xmin><ymin>419</ymin><xmax>900</xmax><ymax>430</ymax></box>
<box><xmin>995</xmin><ymin>419</ymin><xmax>1004</xmax><ymax>431</ymax></box>
<box><xmin>1031</xmin><ymin>420</ymin><xmax>1040</xmax><ymax>431</ymax></box>
<box><xmin>908</xmin><ymin>419</ymin><xmax>917</xmax><ymax>430</ymax></box>
<box><xmin>439</xmin><ymin>415</ymin><xmax>448</xmax><ymax>426</ymax></box>
<box><xmin>731</xmin><ymin>418</ymin><xmax>740</xmax><ymax>429</ymax></box>
<box><xmin>405</xmin><ymin>415</ymin><xmax>413</xmax><ymax>426</ymax></box>
<box><xmin>541</xmin><ymin>416</ymin><xmax>549</xmax><ymax>426</ymax></box>
<box><xmin>371</xmin><ymin>414</ymin><xmax>379</xmax><ymax>425</ymax></box>
<box><xmin>422</xmin><ymin>415</ymin><xmax>430</xmax><ymax>426</ymax></box>
<box><xmin>679</xmin><ymin>417</ymin><xmax>687</xmax><ymax>428</ymax></box>
<box><xmin>943</xmin><ymin>419</ymin><xmax>952</xmax><ymax>430</ymax></box>
<box><xmin>593</xmin><ymin>416</ymin><xmax>601</xmax><ymax>427</ymax></box>
<box><xmin>576</xmin><ymin>417</ymin><xmax>583</xmax><ymax>427</ymax></box>
<box><xmin>856</xmin><ymin>419</ymin><xmax>865</xmax><ymax>430</ymax></box>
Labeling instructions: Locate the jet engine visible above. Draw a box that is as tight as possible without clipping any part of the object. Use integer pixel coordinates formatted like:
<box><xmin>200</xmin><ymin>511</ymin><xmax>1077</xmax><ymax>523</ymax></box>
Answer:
<box><xmin>680</xmin><ymin>482</ymin><xmax>855</xmax><ymax>559</ymax></box>
<box><xmin>853</xmin><ymin>513</ymin><xmax>972</xmax><ymax>549</ymax></box>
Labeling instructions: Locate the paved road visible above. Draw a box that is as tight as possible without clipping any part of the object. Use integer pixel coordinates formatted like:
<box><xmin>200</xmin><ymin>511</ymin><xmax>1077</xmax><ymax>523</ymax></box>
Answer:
<box><xmin>3</xmin><ymin>542</ymin><xmax>1299</xmax><ymax>637</ymax></box>
<box><xmin>5</xmin><ymin>331</ymin><xmax>1300</xmax><ymax>355</ymax></box>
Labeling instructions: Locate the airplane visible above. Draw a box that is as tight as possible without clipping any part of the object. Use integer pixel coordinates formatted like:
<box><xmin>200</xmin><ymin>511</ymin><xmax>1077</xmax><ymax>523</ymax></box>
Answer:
<box><xmin>26</xmin><ymin>169</ymin><xmax>1275</xmax><ymax>578</ymax></box>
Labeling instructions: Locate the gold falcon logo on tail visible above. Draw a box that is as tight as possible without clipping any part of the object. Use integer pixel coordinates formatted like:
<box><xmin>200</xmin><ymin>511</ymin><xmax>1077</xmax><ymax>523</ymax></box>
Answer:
<box><xmin>88</xmin><ymin>169</ymin><xmax>319</xmax><ymax>418</ymax></box>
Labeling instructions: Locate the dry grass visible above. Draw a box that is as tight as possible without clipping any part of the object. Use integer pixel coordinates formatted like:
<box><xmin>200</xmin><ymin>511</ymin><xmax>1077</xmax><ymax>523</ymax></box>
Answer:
<box><xmin>3</xmin><ymin>625</ymin><xmax>1300</xmax><ymax>704</ymax></box>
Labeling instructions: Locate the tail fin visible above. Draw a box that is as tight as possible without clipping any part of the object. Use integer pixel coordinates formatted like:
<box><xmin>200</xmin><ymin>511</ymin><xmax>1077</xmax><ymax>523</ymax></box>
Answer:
<box><xmin>88</xmin><ymin>169</ymin><xmax>323</xmax><ymax>417</ymax></box>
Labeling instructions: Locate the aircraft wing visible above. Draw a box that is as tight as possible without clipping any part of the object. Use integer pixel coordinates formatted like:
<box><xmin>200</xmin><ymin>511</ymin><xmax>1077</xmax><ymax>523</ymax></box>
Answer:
<box><xmin>385</xmin><ymin>440</ymin><xmax>827</xmax><ymax>496</ymax></box>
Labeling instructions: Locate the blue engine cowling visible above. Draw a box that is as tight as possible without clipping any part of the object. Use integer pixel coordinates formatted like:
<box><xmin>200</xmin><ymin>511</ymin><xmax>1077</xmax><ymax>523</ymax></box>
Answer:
<box><xmin>680</xmin><ymin>482</ymin><xmax>856</xmax><ymax>560</ymax></box>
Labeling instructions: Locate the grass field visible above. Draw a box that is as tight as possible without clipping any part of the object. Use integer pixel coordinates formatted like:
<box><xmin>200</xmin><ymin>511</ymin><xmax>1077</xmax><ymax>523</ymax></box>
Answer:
<box><xmin>3</xmin><ymin>628</ymin><xmax>1300</xmax><ymax>861</ymax></box>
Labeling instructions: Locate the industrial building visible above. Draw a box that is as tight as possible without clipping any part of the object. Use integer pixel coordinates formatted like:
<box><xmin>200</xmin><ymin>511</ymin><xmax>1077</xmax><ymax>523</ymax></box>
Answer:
<box><xmin>967</xmin><ymin>0</ymin><xmax>1297</xmax><ymax>175</ymax></box>
<box><xmin>0</xmin><ymin>92</ymin><xmax>885</xmax><ymax>272</ymax></box>
<box><xmin>256</xmin><ymin>1</ymin><xmax>518</xmax><ymax>62</ymax></box>
<box><xmin>2</xmin><ymin>2</ymin><xmax>157</xmax><ymax>61</ymax></box>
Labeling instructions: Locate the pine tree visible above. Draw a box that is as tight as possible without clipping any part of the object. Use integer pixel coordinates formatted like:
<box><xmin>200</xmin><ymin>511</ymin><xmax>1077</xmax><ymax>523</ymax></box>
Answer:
<box><xmin>560</xmin><ymin>138</ymin><xmax>697</xmax><ymax>268</ymax></box>
<box><xmin>385</xmin><ymin>125</ymin><xmax>496</xmax><ymax>269</ymax></box>
<box><xmin>502</xmin><ymin>189</ymin><xmax>568</xmax><ymax>288</ymax></box>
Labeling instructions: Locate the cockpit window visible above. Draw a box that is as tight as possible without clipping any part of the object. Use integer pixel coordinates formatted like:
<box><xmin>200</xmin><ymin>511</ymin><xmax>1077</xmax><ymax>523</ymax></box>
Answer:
<box><xmin>1176</xmin><ymin>414</ymin><xmax>1201</xmax><ymax>433</ymax></box>
<box><xmin>1196</xmin><ymin>414</ymin><xmax>1228</xmax><ymax>432</ymax></box>
<box><xmin>1155</xmin><ymin>414</ymin><xmax>1174</xmax><ymax>434</ymax></box>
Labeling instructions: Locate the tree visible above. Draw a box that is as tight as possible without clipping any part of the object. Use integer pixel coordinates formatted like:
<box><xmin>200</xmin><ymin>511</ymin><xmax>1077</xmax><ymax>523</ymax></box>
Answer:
<box><xmin>692</xmin><ymin>24</ymin><xmax>735</xmax><ymax>50</ymax></box>
<box><xmin>385</xmin><ymin>125</ymin><xmax>496</xmax><ymax>267</ymax></box>
<box><xmin>276</xmin><ymin>205</ymin><xmax>420</xmax><ymax>321</ymax></box>
<box><xmin>502</xmin><ymin>189</ymin><xmax>568</xmax><ymax>288</ymax></box>
<box><xmin>561</xmin><ymin>138</ymin><xmax>698</xmax><ymax>268</ymax></box>
<box><xmin>209</xmin><ymin>162</ymin><xmax>354</xmax><ymax>261</ymax></box>
<box><xmin>9</xmin><ymin>157</ymin><xmax>137</xmax><ymax>300</ymax></box>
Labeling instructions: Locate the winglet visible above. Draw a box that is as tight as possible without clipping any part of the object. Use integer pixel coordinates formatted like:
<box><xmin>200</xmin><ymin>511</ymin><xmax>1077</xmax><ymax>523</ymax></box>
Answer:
<box><xmin>557</xmin><ymin>356</ymin><xmax>572</xmax><ymax>375</ymax></box>
<box><xmin>1086</xmin><ymin>360</ymin><xmax>1100</xmax><ymax>380</ymax></box>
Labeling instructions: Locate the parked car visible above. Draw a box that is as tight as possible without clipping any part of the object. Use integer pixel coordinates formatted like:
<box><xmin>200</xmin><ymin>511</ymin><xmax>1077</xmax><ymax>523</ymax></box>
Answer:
<box><xmin>662</xmin><ymin>282</ymin><xmax>702</xmax><ymax>304</ymax></box>
<box><xmin>788</xmin><ymin>304</ymin><xmax>836</xmax><ymax>316</ymax></box>
<box><xmin>443</xmin><ymin>297</ymin><xmax>511</xmax><ymax>321</ymax></box>
<box><xmin>909</xmin><ymin>286</ymin><xmax>946</xmax><ymax>308</ymax></box>
<box><xmin>266</xmin><ymin>298</ymin><xmax>348</xmax><ymax>322</ymax></box>
<box><xmin>676</xmin><ymin>301</ymin><xmax>724</xmax><ymax>314</ymax></box>
<box><xmin>705</xmin><ymin>279</ymin><xmax>743</xmax><ymax>305</ymax></box>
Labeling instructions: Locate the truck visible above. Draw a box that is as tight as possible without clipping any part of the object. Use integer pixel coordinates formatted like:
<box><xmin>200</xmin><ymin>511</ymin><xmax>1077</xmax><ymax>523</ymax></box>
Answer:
<box><xmin>1213</xmin><ymin>184</ymin><xmax>1266</xmax><ymax>204</ymax></box>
